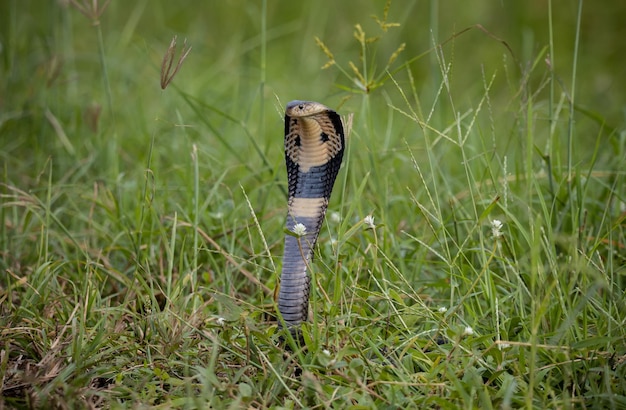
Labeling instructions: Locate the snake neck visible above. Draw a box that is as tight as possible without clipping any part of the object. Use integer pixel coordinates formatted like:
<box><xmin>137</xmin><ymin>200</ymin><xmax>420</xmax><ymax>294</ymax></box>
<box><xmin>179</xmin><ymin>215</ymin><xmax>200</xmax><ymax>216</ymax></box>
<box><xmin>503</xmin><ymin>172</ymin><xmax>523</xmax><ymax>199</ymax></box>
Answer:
<box><xmin>300</xmin><ymin>117</ymin><xmax>322</xmax><ymax>138</ymax></box>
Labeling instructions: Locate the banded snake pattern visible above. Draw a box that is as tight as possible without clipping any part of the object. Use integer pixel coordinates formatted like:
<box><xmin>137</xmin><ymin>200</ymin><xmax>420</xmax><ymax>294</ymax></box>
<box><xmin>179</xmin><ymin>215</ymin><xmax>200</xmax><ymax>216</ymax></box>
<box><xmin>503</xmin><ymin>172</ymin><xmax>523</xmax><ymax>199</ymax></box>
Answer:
<box><xmin>277</xmin><ymin>100</ymin><xmax>346</xmax><ymax>329</ymax></box>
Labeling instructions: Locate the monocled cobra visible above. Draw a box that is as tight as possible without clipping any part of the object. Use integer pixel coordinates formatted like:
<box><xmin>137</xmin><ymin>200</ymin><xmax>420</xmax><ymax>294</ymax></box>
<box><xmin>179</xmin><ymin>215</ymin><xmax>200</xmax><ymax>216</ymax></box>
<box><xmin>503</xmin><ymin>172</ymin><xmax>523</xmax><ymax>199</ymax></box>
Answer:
<box><xmin>278</xmin><ymin>100</ymin><xmax>345</xmax><ymax>328</ymax></box>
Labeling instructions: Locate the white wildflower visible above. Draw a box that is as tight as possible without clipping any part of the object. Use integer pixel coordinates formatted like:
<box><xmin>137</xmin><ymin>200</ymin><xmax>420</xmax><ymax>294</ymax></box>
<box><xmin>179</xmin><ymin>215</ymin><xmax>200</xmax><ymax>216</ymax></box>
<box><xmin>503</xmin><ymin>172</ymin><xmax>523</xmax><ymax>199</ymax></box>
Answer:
<box><xmin>292</xmin><ymin>222</ymin><xmax>307</xmax><ymax>236</ymax></box>
<box><xmin>491</xmin><ymin>219</ymin><xmax>503</xmax><ymax>238</ymax></box>
<box><xmin>363</xmin><ymin>215</ymin><xmax>375</xmax><ymax>229</ymax></box>
<box><xmin>438</xmin><ymin>306</ymin><xmax>448</xmax><ymax>313</ymax></box>
<box><xmin>321</xmin><ymin>349</ymin><xmax>336</xmax><ymax>367</ymax></box>
<box><xmin>216</xmin><ymin>317</ymin><xmax>226</xmax><ymax>326</ymax></box>
<box><xmin>330</xmin><ymin>211</ymin><xmax>341</xmax><ymax>223</ymax></box>
<box><xmin>463</xmin><ymin>326</ymin><xmax>474</xmax><ymax>336</ymax></box>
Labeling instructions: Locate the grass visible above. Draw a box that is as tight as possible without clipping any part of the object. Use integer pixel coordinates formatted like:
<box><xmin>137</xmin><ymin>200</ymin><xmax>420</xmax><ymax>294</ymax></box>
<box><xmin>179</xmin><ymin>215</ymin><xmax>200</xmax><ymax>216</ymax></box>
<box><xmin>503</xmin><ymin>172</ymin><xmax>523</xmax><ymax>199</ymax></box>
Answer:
<box><xmin>1</xmin><ymin>0</ymin><xmax>625</xmax><ymax>408</ymax></box>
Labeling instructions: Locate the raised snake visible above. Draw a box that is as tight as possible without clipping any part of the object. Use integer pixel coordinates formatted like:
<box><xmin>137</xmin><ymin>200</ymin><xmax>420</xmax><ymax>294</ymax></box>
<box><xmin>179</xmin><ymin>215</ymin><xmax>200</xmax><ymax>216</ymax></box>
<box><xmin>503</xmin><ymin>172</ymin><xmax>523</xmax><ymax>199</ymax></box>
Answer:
<box><xmin>278</xmin><ymin>100</ymin><xmax>345</xmax><ymax>328</ymax></box>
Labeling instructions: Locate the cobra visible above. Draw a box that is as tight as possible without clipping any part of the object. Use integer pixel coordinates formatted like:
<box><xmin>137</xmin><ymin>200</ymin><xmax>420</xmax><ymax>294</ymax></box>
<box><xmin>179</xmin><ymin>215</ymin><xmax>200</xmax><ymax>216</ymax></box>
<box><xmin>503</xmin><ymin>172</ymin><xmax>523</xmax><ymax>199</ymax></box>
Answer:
<box><xmin>278</xmin><ymin>100</ymin><xmax>346</xmax><ymax>328</ymax></box>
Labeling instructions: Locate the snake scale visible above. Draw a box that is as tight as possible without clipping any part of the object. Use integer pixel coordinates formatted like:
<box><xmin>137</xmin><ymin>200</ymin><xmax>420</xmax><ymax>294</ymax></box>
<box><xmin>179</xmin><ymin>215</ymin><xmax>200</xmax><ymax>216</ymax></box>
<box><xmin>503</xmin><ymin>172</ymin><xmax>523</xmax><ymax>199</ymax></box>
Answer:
<box><xmin>278</xmin><ymin>100</ymin><xmax>345</xmax><ymax>328</ymax></box>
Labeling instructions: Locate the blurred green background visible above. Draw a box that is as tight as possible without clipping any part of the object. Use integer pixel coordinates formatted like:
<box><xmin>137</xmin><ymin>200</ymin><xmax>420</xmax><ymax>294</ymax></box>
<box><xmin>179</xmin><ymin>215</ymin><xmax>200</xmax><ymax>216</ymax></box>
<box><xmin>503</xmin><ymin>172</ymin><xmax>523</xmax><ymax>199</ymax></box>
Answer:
<box><xmin>2</xmin><ymin>0</ymin><xmax>624</xmax><ymax>183</ymax></box>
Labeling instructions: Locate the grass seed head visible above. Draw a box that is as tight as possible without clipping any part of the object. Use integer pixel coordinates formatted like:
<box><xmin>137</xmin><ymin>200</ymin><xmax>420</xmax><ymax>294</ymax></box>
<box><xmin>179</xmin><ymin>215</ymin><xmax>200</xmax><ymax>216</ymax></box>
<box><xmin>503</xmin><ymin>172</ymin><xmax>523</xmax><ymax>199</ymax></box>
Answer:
<box><xmin>160</xmin><ymin>36</ymin><xmax>192</xmax><ymax>90</ymax></box>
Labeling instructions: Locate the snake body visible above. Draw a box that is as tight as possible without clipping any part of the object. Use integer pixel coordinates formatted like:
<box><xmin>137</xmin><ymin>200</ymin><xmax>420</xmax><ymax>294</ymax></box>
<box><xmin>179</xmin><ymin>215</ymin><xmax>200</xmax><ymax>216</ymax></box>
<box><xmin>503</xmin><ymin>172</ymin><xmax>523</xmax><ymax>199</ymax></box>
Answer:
<box><xmin>278</xmin><ymin>100</ymin><xmax>345</xmax><ymax>327</ymax></box>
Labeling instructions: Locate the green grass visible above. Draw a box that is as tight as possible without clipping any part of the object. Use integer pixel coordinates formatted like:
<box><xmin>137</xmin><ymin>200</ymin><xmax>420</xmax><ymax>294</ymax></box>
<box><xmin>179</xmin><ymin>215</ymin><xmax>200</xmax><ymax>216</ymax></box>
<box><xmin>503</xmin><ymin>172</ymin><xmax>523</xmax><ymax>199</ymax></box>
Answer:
<box><xmin>2</xmin><ymin>0</ymin><xmax>626</xmax><ymax>408</ymax></box>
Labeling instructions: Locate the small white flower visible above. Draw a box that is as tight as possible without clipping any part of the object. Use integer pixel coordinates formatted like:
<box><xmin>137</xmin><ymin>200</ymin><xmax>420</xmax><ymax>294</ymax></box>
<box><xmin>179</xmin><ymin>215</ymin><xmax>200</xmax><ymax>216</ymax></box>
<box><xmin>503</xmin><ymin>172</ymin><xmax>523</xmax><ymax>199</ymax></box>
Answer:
<box><xmin>330</xmin><ymin>211</ymin><xmax>341</xmax><ymax>223</ymax></box>
<box><xmin>322</xmin><ymin>349</ymin><xmax>331</xmax><ymax>356</ymax></box>
<box><xmin>463</xmin><ymin>326</ymin><xmax>474</xmax><ymax>336</ymax></box>
<box><xmin>363</xmin><ymin>215</ymin><xmax>375</xmax><ymax>229</ymax></box>
<box><xmin>292</xmin><ymin>222</ymin><xmax>307</xmax><ymax>236</ymax></box>
<box><xmin>216</xmin><ymin>317</ymin><xmax>226</xmax><ymax>326</ymax></box>
<box><xmin>491</xmin><ymin>219</ymin><xmax>503</xmax><ymax>238</ymax></box>
<box><xmin>438</xmin><ymin>306</ymin><xmax>448</xmax><ymax>313</ymax></box>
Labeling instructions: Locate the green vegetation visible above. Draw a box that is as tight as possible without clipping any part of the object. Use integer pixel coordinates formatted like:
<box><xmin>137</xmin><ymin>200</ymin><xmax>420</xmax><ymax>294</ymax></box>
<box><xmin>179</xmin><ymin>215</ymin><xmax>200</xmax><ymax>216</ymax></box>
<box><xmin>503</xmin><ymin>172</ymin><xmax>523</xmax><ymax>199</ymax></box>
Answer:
<box><xmin>1</xmin><ymin>0</ymin><xmax>625</xmax><ymax>408</ymax></box>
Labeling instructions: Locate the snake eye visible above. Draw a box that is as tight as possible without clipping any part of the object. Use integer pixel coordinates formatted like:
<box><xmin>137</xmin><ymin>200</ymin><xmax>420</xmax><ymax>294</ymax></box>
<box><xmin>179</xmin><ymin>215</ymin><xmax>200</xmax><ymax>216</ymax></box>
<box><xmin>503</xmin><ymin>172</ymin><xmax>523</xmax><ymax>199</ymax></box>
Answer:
<box><xmin>298</xmin><ymin>104</ymin><xmax>304</xmax><ymax>110</ymax></box>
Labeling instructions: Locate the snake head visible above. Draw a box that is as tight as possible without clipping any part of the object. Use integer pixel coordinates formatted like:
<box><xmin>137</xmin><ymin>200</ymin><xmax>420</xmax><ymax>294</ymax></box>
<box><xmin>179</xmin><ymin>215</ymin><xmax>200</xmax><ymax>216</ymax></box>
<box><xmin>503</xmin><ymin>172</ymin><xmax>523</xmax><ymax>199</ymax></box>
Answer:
<box><xmin>285</xmin><ymin>100</ymin><xmax>335</xmax><ymax>117</ymax></box>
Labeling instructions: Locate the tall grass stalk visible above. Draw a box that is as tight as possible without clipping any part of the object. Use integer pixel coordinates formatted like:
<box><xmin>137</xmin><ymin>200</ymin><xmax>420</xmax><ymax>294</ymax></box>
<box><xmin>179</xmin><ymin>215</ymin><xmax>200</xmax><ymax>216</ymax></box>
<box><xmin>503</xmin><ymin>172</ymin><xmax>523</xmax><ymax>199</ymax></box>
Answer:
<box><xmin>192</xmin><ymin>143</ymin><xmax>200</xmax><ymax>311</ymax></box>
